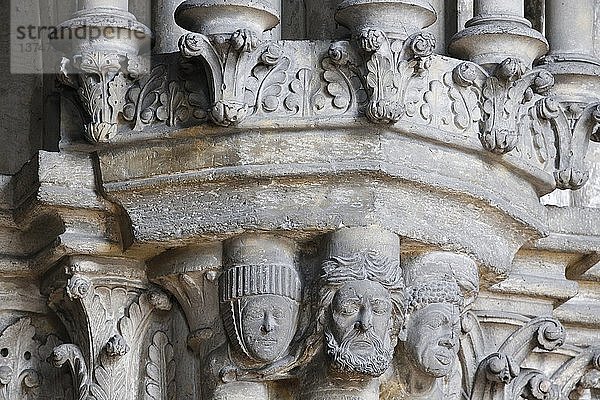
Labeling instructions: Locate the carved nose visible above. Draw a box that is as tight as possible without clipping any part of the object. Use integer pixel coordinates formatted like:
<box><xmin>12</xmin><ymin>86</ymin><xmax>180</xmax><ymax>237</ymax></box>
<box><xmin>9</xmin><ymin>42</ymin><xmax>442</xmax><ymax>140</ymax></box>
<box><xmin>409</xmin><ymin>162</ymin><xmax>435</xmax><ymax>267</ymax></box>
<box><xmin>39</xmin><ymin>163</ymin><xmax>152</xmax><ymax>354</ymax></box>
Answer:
<box><xmin>355</xmin><ymin>305</ymin><xmax>373</xmax><ymax>332</ymax></box>
<box><xmin>261</xmin><ymin>312</ymin><xmax>275</xmax><ymax>333</ymax></box>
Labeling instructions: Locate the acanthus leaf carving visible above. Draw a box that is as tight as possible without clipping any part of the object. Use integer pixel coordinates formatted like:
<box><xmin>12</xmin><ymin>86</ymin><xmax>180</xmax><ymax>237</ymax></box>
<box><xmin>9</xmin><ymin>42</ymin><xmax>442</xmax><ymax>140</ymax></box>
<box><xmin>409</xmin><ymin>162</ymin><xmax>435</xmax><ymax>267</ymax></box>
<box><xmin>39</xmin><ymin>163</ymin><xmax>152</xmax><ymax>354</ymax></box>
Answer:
<box><xmin>179</xmin><ymin>31</ymin><xmax>291</xmax><ymax>126</ymax></box>
<box><xmin>284</xmin><ymin>68</ymin><xmax>325</xmax><ymax>117</ymax></box>
<box><xmin>361</xmin><ymin>30</ymin><xmax>434</xmax><ymax>124</ymax></box>
<box><xmin>454</xmin><ymin>58</ymin><xmax>554</xmax><ymax>155</ymax></box>
<box><xmin>0</xmin><ymin>318</ymin><xmax>43</xmax><ymax>400</ymax></box>
<box><xmin>49</xmin><ymin>344</ymin><xmax>90</xmax><ymax>400</ymax></box>
<box><xmin>469</xmin><ymin>317</ymin><xmax>565</xmax><ymax>400</ymax></box>
<box><xmin>551</xmin><ymin>346</ymin><xmax>600</xmax><ymax>399</ymax></box>
<box><xmin>322</xmin><ymin>42</ymin><xmax>367</xmax><ymax>113</ymax></box>
<box><xmin>144</xmin><ymin>331</ymin><xmax>176</xmax><ymax>400</ymax></box>
<box><xmin>60</xmin><ymin>53</ymin><xmax>149</xmax><ymax>143</ymax></box>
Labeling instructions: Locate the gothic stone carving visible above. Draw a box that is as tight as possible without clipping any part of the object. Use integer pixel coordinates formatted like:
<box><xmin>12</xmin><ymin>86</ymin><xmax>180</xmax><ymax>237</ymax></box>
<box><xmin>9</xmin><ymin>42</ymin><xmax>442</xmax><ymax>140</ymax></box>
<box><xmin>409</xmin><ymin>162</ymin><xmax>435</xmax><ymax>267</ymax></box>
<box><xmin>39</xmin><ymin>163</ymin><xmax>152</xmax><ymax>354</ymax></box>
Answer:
<box><xmin>45</xmin><ymin>258</ymin><xmax>172</xmax><ymax>400</ymax></box>
<box><xmin>204</xmin><ymin>235</ymin><xmax>301</xmax><ymax>399</ymax></box>
<box><xmin>389</xmin><ymin>252</ymin><xmax>479</xmax><ymax>399</ymax></box>
<box><xmin>302</xmin><ymin>226</ymin><xmax>403</xmax><ymax>400</ymax></box>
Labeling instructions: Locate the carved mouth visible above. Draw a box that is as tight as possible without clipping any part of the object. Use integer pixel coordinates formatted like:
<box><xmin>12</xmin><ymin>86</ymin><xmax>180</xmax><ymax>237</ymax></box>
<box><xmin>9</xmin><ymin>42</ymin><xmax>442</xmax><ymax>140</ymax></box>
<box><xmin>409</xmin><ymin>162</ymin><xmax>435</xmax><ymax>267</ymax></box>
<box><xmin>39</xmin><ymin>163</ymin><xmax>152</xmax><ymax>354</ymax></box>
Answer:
<box><xmin>257</xmin><ymin>338</ymin><xmax>277</xmax><ymax>346</ymax></box>
<box><xmin>434</xmin><ymin>353</ymin><xmax>451</xmax><ymax>366</ymax></box>
<box><xmin>350</xmin><ymin>339</ymin><xmax>374</xmax><ymax>350</ymax></box>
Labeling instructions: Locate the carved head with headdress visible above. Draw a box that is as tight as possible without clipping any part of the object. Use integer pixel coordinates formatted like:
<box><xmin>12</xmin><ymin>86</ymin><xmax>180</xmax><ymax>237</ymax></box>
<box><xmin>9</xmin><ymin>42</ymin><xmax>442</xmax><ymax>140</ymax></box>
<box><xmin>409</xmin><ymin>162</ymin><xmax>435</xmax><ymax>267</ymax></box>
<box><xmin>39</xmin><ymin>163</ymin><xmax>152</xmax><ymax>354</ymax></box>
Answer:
<box><xmin>319</xmin><ymin>226</ymin><xmax>404</xmax><ymax>378</ymax></box>
<box><xmin>220</xmin><ymin>235</ymin><xmax>301</xmax><ymax>365</ymax></box>
<box><xmin>400</xmin><ymin>252</ymin><xmax>479</xmax><ymax>378</ymax></box>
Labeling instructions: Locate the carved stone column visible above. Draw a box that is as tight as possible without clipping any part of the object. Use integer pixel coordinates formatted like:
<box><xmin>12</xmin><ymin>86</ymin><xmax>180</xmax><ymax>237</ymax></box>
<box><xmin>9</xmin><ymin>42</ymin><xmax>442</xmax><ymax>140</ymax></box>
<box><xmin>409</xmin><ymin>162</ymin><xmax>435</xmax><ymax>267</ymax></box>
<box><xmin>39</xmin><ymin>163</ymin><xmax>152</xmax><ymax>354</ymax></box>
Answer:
<box><xmin>449</xmin><ymin>0</ymin><xmax>547</xmax><ymax>68</ymax></box>
<box><xmin>153</xmin><ymin>0</ymin><xmax>189</xmax><ymax>54</ymax></box>
<box><xmin>44</xmin><ymin>256</ymin><xmax>172</xmax><ymax>400</ymax></box>
<box><xmin>53</xmin><ymin>0</ymin><xmax>151</xmax><ymax>142</ymax></box>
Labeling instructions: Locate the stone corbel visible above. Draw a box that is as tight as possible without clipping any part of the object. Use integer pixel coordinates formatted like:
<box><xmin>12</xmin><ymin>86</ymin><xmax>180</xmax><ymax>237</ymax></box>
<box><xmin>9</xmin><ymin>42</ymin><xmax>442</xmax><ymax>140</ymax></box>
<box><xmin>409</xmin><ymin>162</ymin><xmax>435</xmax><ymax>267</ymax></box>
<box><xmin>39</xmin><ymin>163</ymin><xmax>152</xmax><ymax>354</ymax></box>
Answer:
<box><xmin>53</xmin><ymin>1</ymin><xmax>151</xmax><ymax>143</ymax></box>
<box><xmin>176</xmin><ymin>0</ymin><xmax>284</xmax><ymax>127</ymax></box>
<box><xmin>44</xmin><ymin>257</ymin><xmax>171</xmax><ymax>400</ymax></box>
<box><xmin>453</xmin><ymin>59</ymin><xmax>555</xmax><ymax>154</ymax></box>
<box><xmin>334</xmin><ymin>0</ymin><xmax>438</xmax><ymax>124</ymax></box>
<box><xmin>532</xmin><ymin>100</ymin><xmax>600</xmax><ymax>190</ymax></box>
<box><xmin>470</xmin><ymin>317</ymin><xmax>565</xmax><ymax>400</ymax></box>
<box><xmin>147</xmin><ymin>243</ymin><xmax>222</xmax><ymax>358</ymax></box>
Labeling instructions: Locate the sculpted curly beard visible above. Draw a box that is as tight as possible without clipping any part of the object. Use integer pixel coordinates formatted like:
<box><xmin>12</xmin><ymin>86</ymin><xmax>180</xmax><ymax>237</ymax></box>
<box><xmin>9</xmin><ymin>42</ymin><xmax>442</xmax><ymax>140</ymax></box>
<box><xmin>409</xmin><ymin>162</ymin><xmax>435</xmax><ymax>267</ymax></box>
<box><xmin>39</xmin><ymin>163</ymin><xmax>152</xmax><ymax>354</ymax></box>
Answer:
<box><xmin>324</xmin><ymin>327</ymin><xmax>393</xmax><ymax>378</ymax></box>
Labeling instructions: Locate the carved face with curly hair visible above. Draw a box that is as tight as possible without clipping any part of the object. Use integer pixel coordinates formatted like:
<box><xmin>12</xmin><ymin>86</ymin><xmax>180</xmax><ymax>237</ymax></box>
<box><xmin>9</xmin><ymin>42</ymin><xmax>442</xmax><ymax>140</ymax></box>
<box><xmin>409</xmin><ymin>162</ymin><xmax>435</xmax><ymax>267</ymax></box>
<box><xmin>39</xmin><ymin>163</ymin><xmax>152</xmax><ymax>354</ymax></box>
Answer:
<box><xmin>399</xmin><ymin>252</ymin><xmax>478</xmax><ymax>379</ymax></box>
<box><xmin>402</xmin><ymin>279</ymin><xmax>462</xmax><ymax>378</ymax></box>
<box><xmin>320</xmin><ymin>248</ymin><xmax>404</xmax><ymax>379</ymax></box>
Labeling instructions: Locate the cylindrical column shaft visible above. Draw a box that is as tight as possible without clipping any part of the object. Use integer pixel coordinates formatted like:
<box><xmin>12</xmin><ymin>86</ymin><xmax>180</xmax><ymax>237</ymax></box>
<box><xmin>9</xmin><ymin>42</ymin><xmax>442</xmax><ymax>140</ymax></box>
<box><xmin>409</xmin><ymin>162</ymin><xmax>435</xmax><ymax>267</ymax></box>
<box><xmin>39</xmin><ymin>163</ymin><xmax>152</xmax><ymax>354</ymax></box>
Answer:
<box><xmin>473</xmin><ymin>0</ymin><xmax>523</xmax><ymax>18</ymax></box>
<box><xmin>152</xmin><ymin>0</ymin><xmax>188</xmax><ymax>54</ymax></box>
<box><xmin>79</xmin><ymin>0</ymin><xmax>128</xmax><ymax>11</ymax></box>
<box><xmin>546</xmin><ymin>0</ymin><xmax>595</xmax><ymax>56</ymax></box>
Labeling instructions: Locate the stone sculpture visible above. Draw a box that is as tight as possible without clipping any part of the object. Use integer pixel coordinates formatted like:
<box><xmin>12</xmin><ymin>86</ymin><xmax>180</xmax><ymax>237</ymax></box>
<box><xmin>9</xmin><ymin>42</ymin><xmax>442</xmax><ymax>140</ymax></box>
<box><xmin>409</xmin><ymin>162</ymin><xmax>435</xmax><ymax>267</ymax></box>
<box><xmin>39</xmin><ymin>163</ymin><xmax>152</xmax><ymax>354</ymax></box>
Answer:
<box><xmin>301</xmin><ymin>226</ymin><xmax>403</xmax><ymax>400</ymax></box>
<box><xmin>388</xmin><ymin>252</ymin><xmax>479</xmax><ymax>399</ymax></box>
<box><xmin>204</xmin><ymin>234</ymin><xmax>301</xmax><ymax>399</ymax></box>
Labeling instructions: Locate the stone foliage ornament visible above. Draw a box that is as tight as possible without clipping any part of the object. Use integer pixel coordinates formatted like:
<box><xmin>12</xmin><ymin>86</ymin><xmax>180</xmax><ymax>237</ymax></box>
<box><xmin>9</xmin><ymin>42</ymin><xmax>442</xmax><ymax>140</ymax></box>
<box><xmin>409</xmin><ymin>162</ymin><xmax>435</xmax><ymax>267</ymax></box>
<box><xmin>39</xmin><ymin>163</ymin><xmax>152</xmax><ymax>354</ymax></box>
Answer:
<box><xmin>45</xmin><ymin>259</ymin><xmax>173</xmax><ymax>400</ymax></box>
<box><xmin>0</xmin><ymin>318</ymin><xmax>71</xmax><ymax>400</ymax></box>
<box><xmin>453</xmin><ymin>58</ymin><xmax>555</xmax><ymax>155</ymax></box>
<box><xmin>52</xmin><ymin>1</ymin><xmax>151</xmax><ymax>143</ymax></box>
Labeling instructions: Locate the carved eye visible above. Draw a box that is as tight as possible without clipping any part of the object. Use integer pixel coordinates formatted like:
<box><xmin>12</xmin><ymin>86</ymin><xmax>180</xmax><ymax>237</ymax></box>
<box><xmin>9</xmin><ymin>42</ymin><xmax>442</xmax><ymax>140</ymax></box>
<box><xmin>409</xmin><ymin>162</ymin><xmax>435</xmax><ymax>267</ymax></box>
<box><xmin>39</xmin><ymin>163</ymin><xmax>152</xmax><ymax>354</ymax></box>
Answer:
<box><xmin>427</xmin><ymin>316</ymin><xmax>444</xmax><ymax>329</ymax></box>
<box><xmin>339</xmin><ymin>303</ymin><xmax>359</xmax><ymax>316</ymax></box>
<box><xmin>371</xmin><ymin>299</ymin><xmax>389</xmax><ymax>315</ymax></box>
<box><xmin>246</xmin><ymin>309</ymin><xmax>264</xmax><ymax>320</ymax></box>
<box><xmin>272</xmin><ymin>309</ymin><xmax>284</xmax><ymax>319</ymax></box>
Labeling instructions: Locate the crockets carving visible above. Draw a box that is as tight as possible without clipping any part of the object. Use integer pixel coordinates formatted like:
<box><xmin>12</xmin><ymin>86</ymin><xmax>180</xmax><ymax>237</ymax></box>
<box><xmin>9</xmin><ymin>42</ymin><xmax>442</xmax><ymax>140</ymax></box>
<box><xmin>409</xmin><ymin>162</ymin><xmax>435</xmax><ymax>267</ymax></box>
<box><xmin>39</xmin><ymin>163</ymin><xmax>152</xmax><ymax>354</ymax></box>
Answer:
<box><xmin>49</xmin><ymin>275</ymin><xmax>172</xmax><ymax>400</ymax></box>
<box><xmin>453</xmin><ymin>58</ymin><xmax>555</xmax><ymax>155</ymax></box>
<box><xmin>179</xmin><ymin>31</ymin><xmax>290</xmax><ymax>126</ymax></box>
<box><xmin>469</xmin><ymin>317</ymin><xmax>565</xmax><ymax>400</ymax></box>
<box><xmin>358</xmin><ymin>29</ymin><xmax>435</xmax><ymax>124</ymax></box>
<box><xmin>60</xmin><ymin>52</ymin><xmax>149</xmax><ymax>142</ymax></box>
<box><xmin>144</xmin><ymin>331</ymin><xmax>176</xmax><ymax>400</ymax></box>
<box><xmin>551</xmin><ymin>346</ymin><xmax>600</xmax><ymax>399</ymax></box>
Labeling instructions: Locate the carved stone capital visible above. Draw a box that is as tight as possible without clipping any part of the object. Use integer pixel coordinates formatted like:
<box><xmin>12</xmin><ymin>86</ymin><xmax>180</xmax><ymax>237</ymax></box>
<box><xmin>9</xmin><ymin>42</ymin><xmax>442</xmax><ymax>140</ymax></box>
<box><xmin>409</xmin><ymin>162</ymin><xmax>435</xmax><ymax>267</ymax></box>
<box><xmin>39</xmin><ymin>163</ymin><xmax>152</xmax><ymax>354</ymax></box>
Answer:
<box><xmin>52</xmin><ymin>2</ymin><xmax>151</xmax><ymax>143</ymax></box>
<box><xmin>44</xmin><ymin>257</ymin><xmax>169</xmax><ymax>400</ymax></box>
<box><xmin>453</xmin><ymin>59</ymin><xmax>554</xmax><ymax>155</ymax></box>
<box><xmin>358</xmin><ymin>31</ymin><xmax>436</xmax><ymax>124</ymax></box>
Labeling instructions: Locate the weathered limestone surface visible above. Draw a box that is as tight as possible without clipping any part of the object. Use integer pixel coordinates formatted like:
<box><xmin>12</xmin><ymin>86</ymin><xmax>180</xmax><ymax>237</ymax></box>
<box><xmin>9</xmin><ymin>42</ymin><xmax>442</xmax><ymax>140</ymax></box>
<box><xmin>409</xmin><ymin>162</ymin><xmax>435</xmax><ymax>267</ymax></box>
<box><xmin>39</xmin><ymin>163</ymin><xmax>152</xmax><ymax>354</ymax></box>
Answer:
<box><xmin>1</xmin><ymin>0</ymin><xmax>600</xmax><ymax>399</ymax></box>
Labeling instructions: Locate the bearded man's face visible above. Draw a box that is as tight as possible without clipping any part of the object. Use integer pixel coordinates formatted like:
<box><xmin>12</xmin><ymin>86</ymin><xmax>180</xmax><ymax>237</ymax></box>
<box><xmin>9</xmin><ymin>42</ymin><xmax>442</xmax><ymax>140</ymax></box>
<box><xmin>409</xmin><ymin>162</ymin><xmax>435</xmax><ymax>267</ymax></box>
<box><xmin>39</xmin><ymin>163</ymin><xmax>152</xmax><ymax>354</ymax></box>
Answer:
<box><xmin>325</xmin><ymin>280</ymin><xmax>394</xmax><ymax>377</ymax></box>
